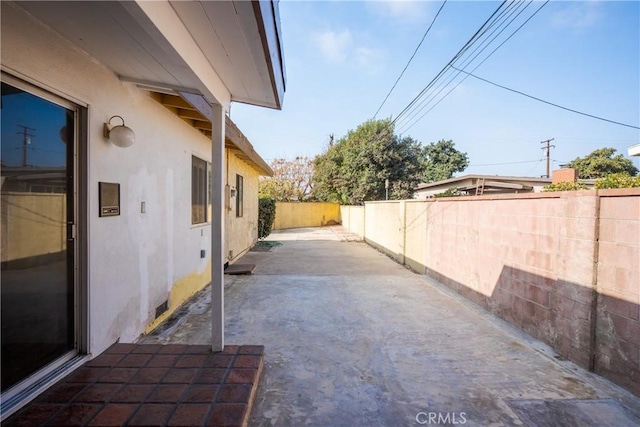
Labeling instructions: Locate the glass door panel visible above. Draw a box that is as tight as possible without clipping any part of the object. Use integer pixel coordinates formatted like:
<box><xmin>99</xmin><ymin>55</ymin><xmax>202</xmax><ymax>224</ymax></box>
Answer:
<box><xmin>1</xmin><ymin>81</ymin><xmax>76</xmax><ymax>392</ymax></box>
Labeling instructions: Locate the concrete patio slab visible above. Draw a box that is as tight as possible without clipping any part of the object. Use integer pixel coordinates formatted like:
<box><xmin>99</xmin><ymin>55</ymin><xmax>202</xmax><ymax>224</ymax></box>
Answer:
<box><xmin>141</xmin><ymin>226</ymin><xmax>640</xmax><ymax>426</ymax></box>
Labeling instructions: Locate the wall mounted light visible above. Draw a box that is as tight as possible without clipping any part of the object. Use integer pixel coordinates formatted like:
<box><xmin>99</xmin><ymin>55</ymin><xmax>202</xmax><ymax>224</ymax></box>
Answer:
<box><xmin>104</xmin><ymin>115</ymin><xmax>135</xmax><ymax>148</ymax></box>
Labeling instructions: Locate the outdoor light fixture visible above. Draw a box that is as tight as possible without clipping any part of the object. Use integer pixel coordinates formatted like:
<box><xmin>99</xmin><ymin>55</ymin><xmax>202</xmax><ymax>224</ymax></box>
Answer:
<box><xmin>104</xmin><ymin>115</ymin><xmax>135</xmax><ymax>148</ymax></box>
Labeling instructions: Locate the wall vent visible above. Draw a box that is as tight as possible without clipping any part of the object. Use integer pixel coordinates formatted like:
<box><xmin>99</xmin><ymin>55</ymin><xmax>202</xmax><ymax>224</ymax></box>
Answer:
<box><xmin>155</xmin><ymin>300</ymin><xmax>168</xmax><ymax>319</ymax></box>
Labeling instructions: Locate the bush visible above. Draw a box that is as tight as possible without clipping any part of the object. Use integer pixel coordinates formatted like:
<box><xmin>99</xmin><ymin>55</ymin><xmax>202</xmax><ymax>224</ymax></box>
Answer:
<box><xmin>594</xmin><ymin>173</ymin><xmax>640</xmax><ymax>189</ymax></box>
<box><xmin>542</xmin><ymin>182</ymin><xmax>587</xmax><ymax>192</ymax></box>
<box><xmin>258</xmin><ymin>198</ymin><xmax>276</xmax><ymax>239</ymax></box>
<box><xmin>433</xmin><ymin>187</ymin><xmax>464</xmax><ymax>198</ymax></box>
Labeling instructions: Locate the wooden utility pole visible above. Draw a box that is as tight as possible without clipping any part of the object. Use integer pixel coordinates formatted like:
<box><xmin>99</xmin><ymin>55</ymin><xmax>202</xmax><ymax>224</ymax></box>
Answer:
<box><xmin>540</xmin><ymin>138</ymin><xmax>555</xmax><ymax>178</ymax></box>
<box><xmin>17</xmin><ymin>125</ymin><xmax>36</xmax><ymax>167</ymax></box>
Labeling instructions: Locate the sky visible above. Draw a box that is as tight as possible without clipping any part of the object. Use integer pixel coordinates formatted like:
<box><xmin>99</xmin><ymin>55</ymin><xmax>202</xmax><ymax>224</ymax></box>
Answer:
<box><xmin>230</xmin><ymin>0</ymin><xmax>639</xmax><ymax>178</ymax></box>
<box><xmin>1</xmin><ymin>84</ymin><xmax>69</xmax><ymax>168</ymax></box>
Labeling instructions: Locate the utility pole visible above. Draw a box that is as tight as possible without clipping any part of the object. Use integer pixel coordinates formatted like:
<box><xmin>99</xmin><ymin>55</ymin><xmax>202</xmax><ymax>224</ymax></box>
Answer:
<box><xmin>540</xmin><ymin>138</ymin><xmax>555</xmax><ymax>178</ymax></box>
<box><xmin>17</xmin><ymin>125</ymin><xmax>35</xmax><ymax>167</ymax></box>
<box><xmin>385</xmin><ymin>178</ymin><xmax>389</xmax><ymax>200</ymax></box>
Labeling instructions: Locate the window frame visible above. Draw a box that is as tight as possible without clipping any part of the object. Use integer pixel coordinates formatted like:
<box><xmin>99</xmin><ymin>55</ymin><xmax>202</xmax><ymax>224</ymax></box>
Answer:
<box><xmin>191</xmin><ymin>155</ymin><xmax>211</xmax><ymax>225</ymax></box>
<box><xmin>236</xmin><ymin>174</ymin><xmax>243</xmax><ymax>218</ymax></box>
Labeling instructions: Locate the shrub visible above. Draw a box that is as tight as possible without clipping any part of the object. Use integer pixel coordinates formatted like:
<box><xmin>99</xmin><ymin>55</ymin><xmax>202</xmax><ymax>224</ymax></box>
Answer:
<box><xmin>542</xmin><ymin>182</ymin><xmax>587</xmax><ymax>192</ymax></box>
<box><xmin>433</xmin><ymin>187</ymin><xmax>465</xmax><ymax>198</ymax></box>
<box><xmin>258</xmin><ymin>198</ymin><xmax>276</xmax><ymax>239</ymax></box>
<box><xmin>594</xmin><ymin>173</ymin><xmax>640</xmax><ymax>189</ymax></box>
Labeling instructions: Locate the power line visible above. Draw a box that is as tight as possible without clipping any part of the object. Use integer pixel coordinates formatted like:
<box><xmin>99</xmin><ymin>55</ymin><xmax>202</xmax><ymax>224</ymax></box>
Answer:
<box><xmin>372</xmin><ymin>0</ymin><xmax>448</xmax><ymax>119</ymax></box>
<box><xmin>396</xmin><ymin>0</ymin><xmax>531</xmax><ymax>132</ymax></box>
<box><xmin>451</xmin><ymin>67</ymin><xmax>640</xmax><ymax>130</ymax></box>
<box><xmin>467</xmin><ymin>159</ymin><xmax>544</xmax><ymax>167</ymax></box>
<box><xmin>390</xmin><ymin>1</ymin><xmax>509</xmax><ymax>126</ymax></box>
<box><xmin>397</xmin><ymin>0</ymin><xmax>548</xmax><ymax>134</ymax></box>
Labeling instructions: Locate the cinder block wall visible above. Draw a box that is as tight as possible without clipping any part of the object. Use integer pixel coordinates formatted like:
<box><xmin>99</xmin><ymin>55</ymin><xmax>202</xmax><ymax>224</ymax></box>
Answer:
<box><xmin>595</xmin><ymin>190</ymin><xmax>640</xmax><ymax>393</ymax></box>
<box><xmin>423</xmin><ymin>192</ymin><xmax>598</xmax><ymax>369</ymax></box>
<box><xmin>340</xmin><ymin>189</ymin><xmax>640</xmax><ymax>396</ymax></box>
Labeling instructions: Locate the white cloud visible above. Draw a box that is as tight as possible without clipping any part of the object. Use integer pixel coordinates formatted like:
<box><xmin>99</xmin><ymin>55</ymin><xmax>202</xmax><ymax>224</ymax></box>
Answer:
<box><xmin>550</xmin><ymin>1</ymin><xmax>602</xmax><ymax>30</ymax></box>
<box><xmin>368</xmin><ymin>0</ymin><xmax>429</xmax><ymax>23</ymax></box>
<box><xmin>312</xmin><ymin>29</ymin><xmax>384</xmax><ymax>72</ymax></box>
<box><xmin>313</xmin><ymin>30</ymin><xmax>353</xmax><ymax>63</ymax></box>
<box><xmin>355</xmin><ymin>46</ymin><xmax>384</xmax><ymax>69</ymax></box>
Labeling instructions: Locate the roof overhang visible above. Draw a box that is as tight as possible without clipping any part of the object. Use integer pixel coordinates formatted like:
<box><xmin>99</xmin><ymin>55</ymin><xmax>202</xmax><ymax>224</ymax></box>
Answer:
<box><xmin>458</xmin><ymin>181</ymin><xmax>532</xmax><ymax>192</ymax></box>
<box><xmin>628</xmin><ymin>144</ymin><xmax>640</xmax><ymax>157</ymax></box>
<box><xmin>416</xmin><ymin>174</ymin><xmax>552</xmax><ymax>190</ymax></box>
<box><xmin>11</xmin><ymin>0</ymin><xmax>285</xmax><ymax>111</ymax></box>
<box><xmin>150</xmin><ymin>92</ymin><xmax>273</xmax><ymax>177</ymax></box>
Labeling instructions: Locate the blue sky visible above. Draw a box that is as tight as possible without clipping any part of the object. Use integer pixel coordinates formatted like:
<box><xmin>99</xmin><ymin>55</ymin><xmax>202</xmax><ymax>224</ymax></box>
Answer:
<box><xmin>230</xmin><ymin>0</ymin><xmax>640</xmax><ymax>177</ymax></box>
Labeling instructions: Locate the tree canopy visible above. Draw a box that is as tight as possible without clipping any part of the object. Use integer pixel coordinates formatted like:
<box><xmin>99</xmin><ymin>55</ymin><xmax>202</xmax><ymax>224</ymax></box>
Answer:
<box><xmin>258</xmin><ymin>156</ymin><xmax>314</xmax><ymax>202</ymax></box>
<box><xmin>421</xmin><ymin>139</ymin><xmax>469</xmax><ymax>183</ymax></box>
<box><xmin>566</xmin><ymin>147</ymin><xmax>639</xmax><ymax>179</ymax></box>
<box><xmin>312</xmin><ymin>119</ymin><xmax>436</xmax><ymax>204</ymax></box>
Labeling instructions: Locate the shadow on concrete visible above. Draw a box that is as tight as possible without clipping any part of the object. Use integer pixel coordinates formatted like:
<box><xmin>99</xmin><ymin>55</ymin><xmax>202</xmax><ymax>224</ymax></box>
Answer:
<box><xmin>424</xmin><ymin>265</ymin><xmax>639</xmax><ymax>397</ymax></box>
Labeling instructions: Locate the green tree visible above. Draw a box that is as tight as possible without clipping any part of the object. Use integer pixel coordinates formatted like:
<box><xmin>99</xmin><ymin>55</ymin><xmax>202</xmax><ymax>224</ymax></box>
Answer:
<box><xmin>594</xmin><ymin>173</ymin><xmax>640</xmax><ymax>189</ymax></box>
<box><xmin>566</xmin><ymin>147</ymin><xmax>639</xmax><ymax>179</ymax></box>
<box><xmin>258</xmin><ymin>157</ymin><xmax>314</xmax><ymax>201</ymax></box>
<box><xmin>421</xmin><ymin>140</ymin><xmax>469</xmax><ymax>183</ymax></box>
<box><xmin>312</xmin><ymin>119</ymin><xmax>425</xmax><ymax>204</ymax></box>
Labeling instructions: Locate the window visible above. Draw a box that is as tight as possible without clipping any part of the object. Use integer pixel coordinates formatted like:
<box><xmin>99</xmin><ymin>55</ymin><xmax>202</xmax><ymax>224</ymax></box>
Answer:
<box><xmin>236</xmin><ymin>174</ymin><xmax>243</xmax><ymax>217</ymax></box>
<box><xmin>192</xmin><ymin>156</ymin><xmax>209</xmax><ymax>224</ymax></box>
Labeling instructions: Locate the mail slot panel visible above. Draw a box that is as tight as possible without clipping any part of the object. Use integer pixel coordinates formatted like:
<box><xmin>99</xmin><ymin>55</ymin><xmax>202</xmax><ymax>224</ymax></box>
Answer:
<box><xmin>99</xmin><ymin>182</ymin><xmax>120</xmax><ymax>217</ymax></box>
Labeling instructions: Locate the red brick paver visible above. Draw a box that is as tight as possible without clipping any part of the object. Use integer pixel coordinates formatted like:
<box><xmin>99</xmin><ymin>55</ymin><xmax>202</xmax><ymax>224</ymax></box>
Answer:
<box><xmin>5</xmin><ymin>344</ymin><xmax>264</xmax><ymax>427</ymax></box>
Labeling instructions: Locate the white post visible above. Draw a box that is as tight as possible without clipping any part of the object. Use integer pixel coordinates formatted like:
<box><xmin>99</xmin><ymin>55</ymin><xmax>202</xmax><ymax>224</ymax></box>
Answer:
<box><xmin>211</xmin><ymin>103</ymin><xmax>225</xmax><ymax>352</ymax></box>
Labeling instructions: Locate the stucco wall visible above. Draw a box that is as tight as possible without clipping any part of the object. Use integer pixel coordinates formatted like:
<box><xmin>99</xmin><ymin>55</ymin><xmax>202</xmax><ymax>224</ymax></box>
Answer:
<box><xmin>3</xmin><ymin>4</ymin><xmax>214</xmax><ymax>355</ymax></box>
<box><xmin>273</xmin><ymin>202</ymin><xmax>340</xmax><ymax>230</ymax></box>
<box><xmin>226</xmin><ymin>150</ymin><xmax>259</xmax><ymax>263</ymax></box>
<box><xmin>364</xmin><ymin>202</ymin><xmax>404</xmax><ymax>264</ymax></box>
<box><xmin>339</xmin><ymin>205</ymin><xmax>365</xmax><ymax>238</ymax></box>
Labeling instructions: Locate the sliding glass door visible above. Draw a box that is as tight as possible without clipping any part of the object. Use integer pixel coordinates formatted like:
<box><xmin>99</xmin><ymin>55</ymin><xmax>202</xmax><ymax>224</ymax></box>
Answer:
<box><xmin>1</xmin><ymin>78</ymin><xmax>78</xmax><ymax>393</ymax></box>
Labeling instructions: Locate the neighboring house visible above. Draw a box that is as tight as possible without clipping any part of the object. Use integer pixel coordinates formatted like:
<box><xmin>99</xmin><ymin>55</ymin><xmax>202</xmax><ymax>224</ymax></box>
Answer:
<box><xmin>1</xmin><ymin>0</ymin><xmax>285</xmax><ymax>418</ymax></box>
<box><xmin>414</xmin><ymin>175</ymin><xmax>553</xmax><ymax>198</ymax></box>
<box><xmin>629</xmin><ymin>144</ymin><xmax>640</xmax><ymax>157</ymax></box>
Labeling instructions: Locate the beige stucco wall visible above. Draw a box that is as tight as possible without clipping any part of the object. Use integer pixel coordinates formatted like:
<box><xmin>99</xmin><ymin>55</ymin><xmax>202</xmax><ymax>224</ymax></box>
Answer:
<box><xmin>2</xmin><ymin>4</ymin><xmax>214</xmax><ymax>355</ymax></box>
<box><xmin>339</xmin><ymin>205</ymin><xmax>365</xmax><ymax>238</ymax></box>
<box><xmin>273</xmin><ymin>202</ymin><xmax>340</xmax><ymax>230</ymax></box>
<box><xmin>1</xmin><ymin>193</ymin><xmax>66</xmax><ymax>262</ymax></box>
<box><xmin>363</xmin><ymin>202</ymin><xmax>404</xmax><ymax>263</ymax></box>
<box><xmin>225</xmin><ymin>150</ymin><xmax>260</xmax><ymax>263</ymax></box>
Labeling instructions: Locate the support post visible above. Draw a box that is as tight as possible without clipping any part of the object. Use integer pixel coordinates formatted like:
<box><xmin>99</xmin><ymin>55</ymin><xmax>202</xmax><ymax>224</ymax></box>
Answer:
<box><xmin>211</xmin><ymin>103</ymin><xmax>225</xmax><ymax>352</ymax></box>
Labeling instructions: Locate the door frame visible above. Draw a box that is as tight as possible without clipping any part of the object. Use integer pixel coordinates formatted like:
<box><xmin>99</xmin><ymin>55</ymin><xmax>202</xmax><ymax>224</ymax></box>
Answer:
<box><xmin>0</xmin><ymin>71</ymin><xmax>89</xmax><ymax>419</ymax></box>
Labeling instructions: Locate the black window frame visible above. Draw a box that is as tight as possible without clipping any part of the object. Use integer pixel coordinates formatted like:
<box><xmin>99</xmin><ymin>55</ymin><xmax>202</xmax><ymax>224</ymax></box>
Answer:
<box><xmin>236</xmin><ymin>174</ymin><xmax>243</xmax><ymax>218</ymax></box>
<box><xmin>192</xmin><ymin>155</ymin><xmax>208</xmax><ymax>225</ymax></box>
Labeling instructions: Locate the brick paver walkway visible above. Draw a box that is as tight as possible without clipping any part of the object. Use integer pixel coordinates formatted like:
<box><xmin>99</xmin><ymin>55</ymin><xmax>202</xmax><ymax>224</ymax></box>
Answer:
<box><xmin>5</xmin><ymin>343</ymin><xmax>264</xmax><ymax>426</ymax></box>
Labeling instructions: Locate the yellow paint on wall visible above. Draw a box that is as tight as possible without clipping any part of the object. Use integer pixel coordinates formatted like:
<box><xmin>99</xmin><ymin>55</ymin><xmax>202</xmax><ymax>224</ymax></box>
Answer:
<box><xmin>273</xmin><ymin>202</ymin><xmax>341</xmax><ymax>230</ymax></box>
<box><xmin>144</xmin><ymin>260</ymin><xmax>212</xmax><ymax>333</ymax></box>
<box><xmin>1</xmin><ymin>193</ymin><xmax>66</xmax><ymax>262</ymax></box>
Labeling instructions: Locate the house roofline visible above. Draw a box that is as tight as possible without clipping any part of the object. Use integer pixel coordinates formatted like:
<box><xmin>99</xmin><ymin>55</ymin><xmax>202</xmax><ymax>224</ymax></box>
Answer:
<box><xmin>416</xmin><ymin>174</ymin><xmax>552</xmax><ymax>190</ymax></box>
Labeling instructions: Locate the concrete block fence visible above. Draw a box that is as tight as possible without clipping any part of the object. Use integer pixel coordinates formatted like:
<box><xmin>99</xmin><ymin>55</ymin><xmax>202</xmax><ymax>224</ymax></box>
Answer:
<box><xmin>340</xmin><ymin>189</ymin><xmax>640</xmax><ymax>396</ymax></box>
